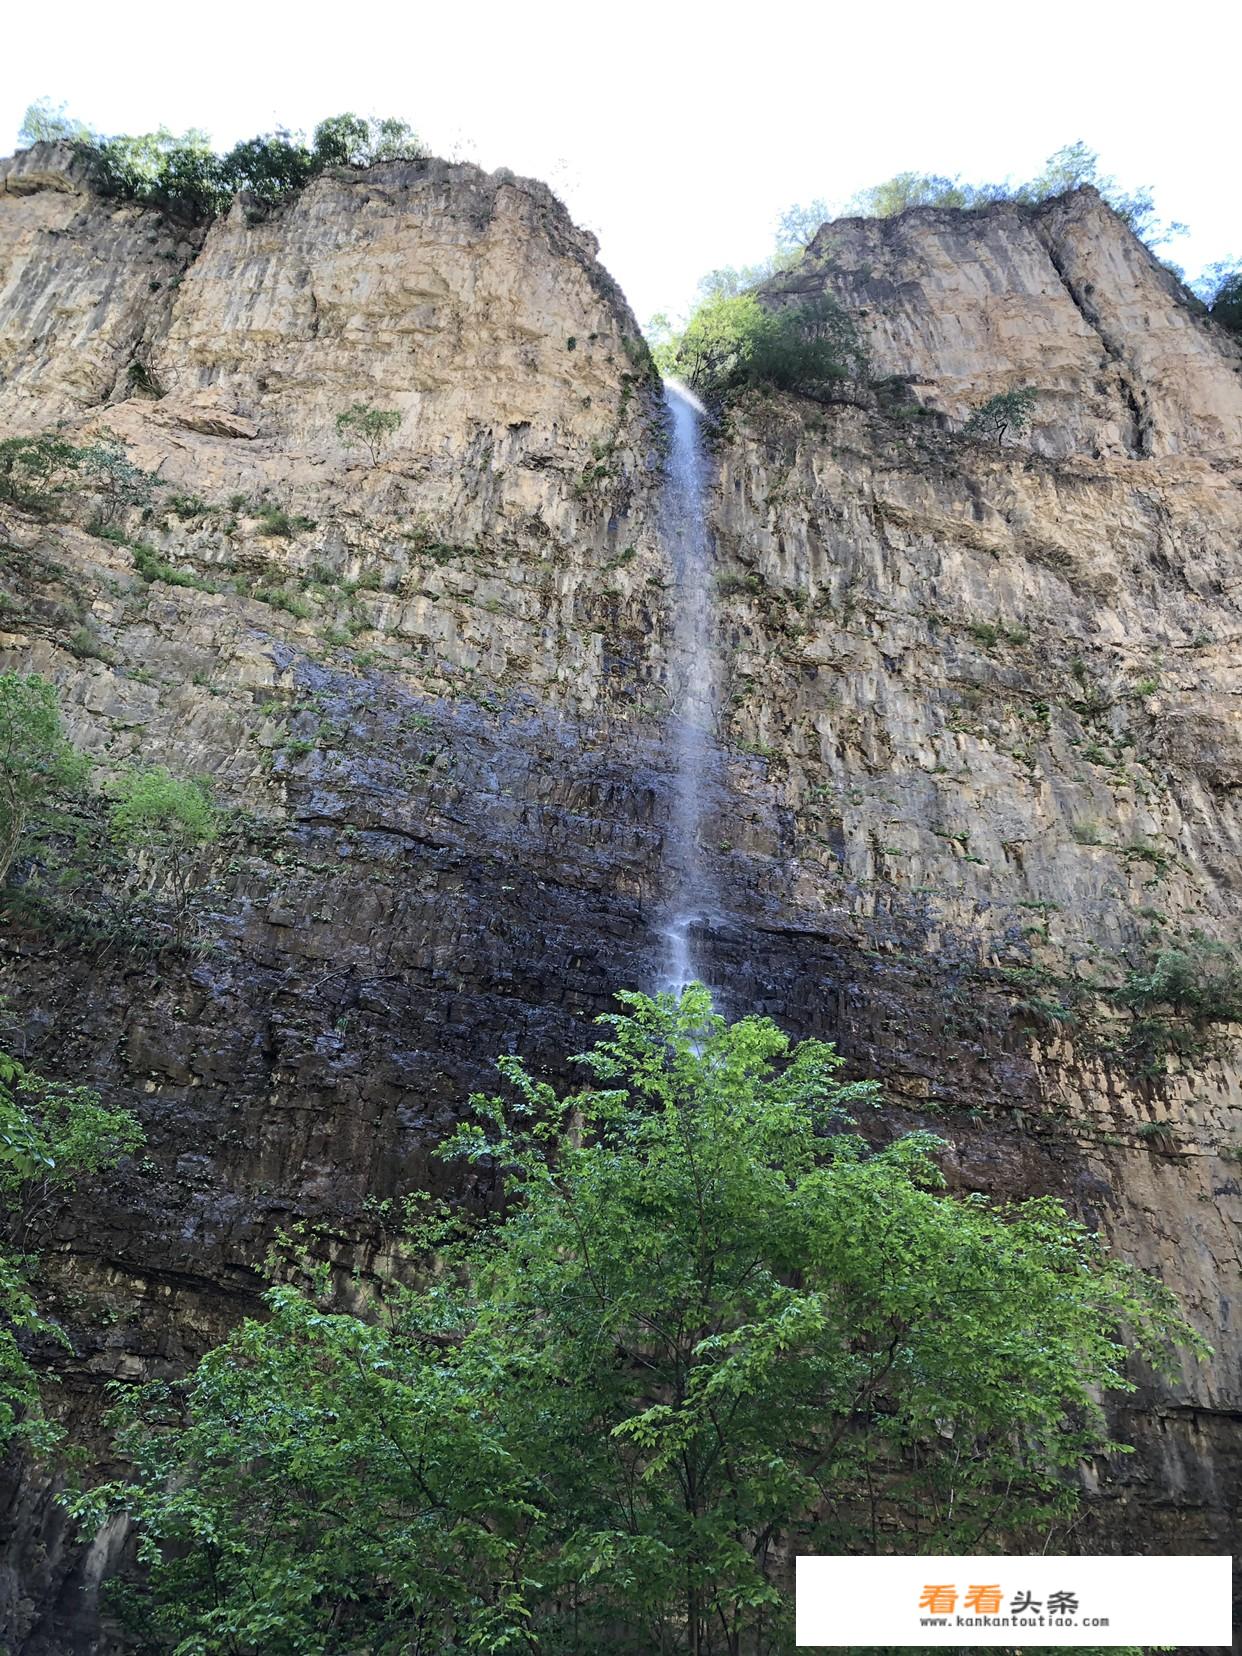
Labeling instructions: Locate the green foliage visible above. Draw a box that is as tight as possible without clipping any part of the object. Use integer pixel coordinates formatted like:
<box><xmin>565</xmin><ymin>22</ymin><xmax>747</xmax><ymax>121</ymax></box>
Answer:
<box><xmin>963</xmin><ymin>385</ymin><xmax>1038</xmax><ymax>444</ymax></box>
<box><xmin>1194</xmin><ymin>260</ymin><xmax>1242</xmax><ymax>335</ymax></box>
<box><xmin>310</xmin><ymin>112</ymin><xmax>422</xmax><ymax>167</ymax></box>
<box><xmin>849</xmin><ymin>171</ymin><xmax>978</xmax><ymax>216</ymax></box>
<box><xmin>82</xmin><ymin>435</ymin><xmax>157</xmax><ymax>523</ymax></box>
<box><xmin>20</xmin><ymin>102</ymin><xmax>420</xmax><ymax>221</ymax></box>
<box><xmin>659</xmin><ymin>291</ymin><xmax>863</xmax><ymax>399</ymax></box>
<box><xmin>254</xmin><ymin>504</ymin><xmax>315</xmax><ymax>537</ymax></box>
<box><xmin>17</xmin><ymin>98</ymin><xmax>92</xmax><ymax>147</ymax></box>
<box><xmin>1116</xmin><ymin>935</ymin><xmax>1242</xmax><ymax>1026</ymax></box>
<box><xmin>1</xmin><ymin>1050</ymin><xmax>143</xmax><ymax>1453</ymax></box>
<box><xmin>335</xmin><ymin>401</ymin><xmax>402</xmax><ymax>464</ymax></box>
<box><xmin>0</xmin><ymin>673</ymin><xmax>89</xmax><ymax>888</ymax></box>
<box><xmin>774</xmin><ymin>198</ymin><xmax>831</xmax><ymax>255</ymax></box>
<box><xmin>109</xmin><ymin>766</ymin><xmax>218</xmax><ymax>940</ymax></box>
<box><xmin>0</xmin><ymin>434</ymin><xmax>90</xmax><ymax>510</ymax></box>
<box><xmin>847</xmin><ymin>141</ymin><xmax>1184</xmax><ymax>249</ymax></box>
<box><xmin>80</xmin><ymin>988</ymin><xmax>1198</xmax><ymax>1655</ymax></box>
<box><xmin>128</xmin><ymin>541</ymin><xmax>217</xmax><ymax>592</ymax></box>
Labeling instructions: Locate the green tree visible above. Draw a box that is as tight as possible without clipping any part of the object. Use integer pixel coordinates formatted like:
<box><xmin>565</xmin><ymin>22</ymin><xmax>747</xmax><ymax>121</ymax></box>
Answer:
<box><xmin>963</xmin><ymin>385</ymin><xmax>1038</xmax><ymax>444</ymax></box>
<box><xmin>846</xmin><ymin>142</ymin><xmax>1184</xmax><ymax>251</ymax></box>
<box><xmin>312</xmin><ymin>113</ymin><xmax>422</xmax><ymax>166</ymax></box>
<box><xmin>82</xmin><ymin>435</ymin><xmax>156</xmax><ymax>524</ymax></box>
<box><xmin>0</xmin><ymin>673</ymin><xmax>89</xmax><ymax>889</ymax></box>
<box><xmin>774</xmin><ymin>198</ymin><xmax>831</xmax><ymax>256</ymax></box>
<box><xmin>1</xmin><ymin>1051</ymin><xmax>143</xmax><ymax>1453</ymax></box>
<box><xmin>1195</xmin><ymin>260</ymin><xmax>1242</xmax><ymax>336</ymax></box>
<box><xmin>0</xmin><ymin>434</ymin><xmax>92</xmax><ymax>510</ymax></box>
<box><xmin>108</xmin><ymin>766</ymin><xmax>218</xmax><ymax>941</ymax></box>
<box><xmin>662</xmin><ymin>291</ymin><xmax>863</xmax><ymax>399</ymax></box>
<box><xmin>78</xmin><ymin>989</ymin><xmax>1197</xmax><ymax>1655</ymax></box>
<box><xmin>335</xmin><ymin>401</ymin><xmax>402</xmax><ymax>464</ymax></box>
<box><xmin>17</xmin><ymin>98</ymin><xmax>92</xmax><ymax>147</ymax></box>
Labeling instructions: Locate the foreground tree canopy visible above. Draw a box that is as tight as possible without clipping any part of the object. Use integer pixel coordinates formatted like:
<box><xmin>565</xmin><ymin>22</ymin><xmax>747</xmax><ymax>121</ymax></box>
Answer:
<box><xmin>74</xmin><ymin>988</ymin><xmax>1197</xmax><ymax>1655</ymax></box>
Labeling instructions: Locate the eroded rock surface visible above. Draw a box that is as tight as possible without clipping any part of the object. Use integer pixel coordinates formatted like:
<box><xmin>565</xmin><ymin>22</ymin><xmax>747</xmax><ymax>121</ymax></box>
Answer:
<box><xmin>1</xmin><ymin>153</ymin><xmax>1239</xmax><ymax>1650</ymax></box>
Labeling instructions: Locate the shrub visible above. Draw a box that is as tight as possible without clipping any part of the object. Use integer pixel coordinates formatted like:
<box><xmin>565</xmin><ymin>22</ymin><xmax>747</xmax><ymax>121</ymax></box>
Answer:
<box><xmin>661</xmin><ymin>291</ymin><xmax>864</xmax><ymax>399</ymax></box>
<box><xmin>0</xmin><ymin>672</ymin><xmax>89</xmax><ymax>888</ymax></box>
<box><xmin>1194</xmin><ymin>260</ymin><xmax>1242</xmax><ymax>336</ymax></box>
<box><xmin>335</xmin><ymin>402</ymin><xmax>402</xmax><ymax>464</ymax></box>
<box><xmin>310</xmin><ymin>113</ymin><xmax>422</xmax><ymax>167</ymax></box>
<box><xmin>0</xmin><ymin>435</ymin><xmax>89</xmax><ymax>509</ymax></box>
<box><xmin>255</xmin><ymin>505</ymin><xmax>315</xmax><ymax>538</ymax></box>
<box><xmin>845</xmin><ymin>141</ymin><xmax>1185</xmax><ymax>250</ymax></box>
<box><xmin>18</xmin><ymin>102</ymin><xmax>421</xmax><ymax>223</ymax></box>
<box><xmin>1116</xmin><ymin>935</ymin><xmax>1242</xmax><ymax>1026</ymax></box>
<box><xmin>963</xmin><ymin>386</ymin><xmax>1038</xmax><ymax>444</ymax></box>
<box><xmin>81</xmin><ymin>436</ymin><xmax>156</xmax><ymax>522</ymax></box>
<box><xmin>1</xmin><ymin>1050</ymin><xmax>143</xmax><ymax>1453</ymax></box>
<box><xmin>109</xmin><ymin>766</ymin><xmax>218</xmax><ymax>941</ymax></box>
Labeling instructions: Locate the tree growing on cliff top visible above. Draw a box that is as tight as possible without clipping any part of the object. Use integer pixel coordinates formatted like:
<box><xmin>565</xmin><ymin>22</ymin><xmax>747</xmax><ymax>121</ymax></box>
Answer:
<box><xmin>0</xmin><ymin>673</ymin><xmax>89</xmax><ymax>890</ymax></box>
<box><xmin>77</xmin><ymin>987</ymin><xmax>1199</xmax><ymax>1655</ymax></box>
<box><xmin>16</xmin><ymin>100</ymin><xmax>423</xmax><ymax>220</ymax></box>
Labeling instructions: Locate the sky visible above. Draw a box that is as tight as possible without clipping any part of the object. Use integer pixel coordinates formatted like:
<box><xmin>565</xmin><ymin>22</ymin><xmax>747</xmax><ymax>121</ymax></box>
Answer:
<box><xmin>3</xmin><ymin>0</ymin><xmax>1237</xmax><ymax>326</ymax></box>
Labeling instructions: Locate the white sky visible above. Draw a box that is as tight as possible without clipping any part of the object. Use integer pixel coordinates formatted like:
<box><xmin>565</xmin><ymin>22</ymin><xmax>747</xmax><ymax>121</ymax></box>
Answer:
<box><xmin>3</xmin><ymin>0</ymin><xmax>1237</xmax><ymax>325</ymax></box>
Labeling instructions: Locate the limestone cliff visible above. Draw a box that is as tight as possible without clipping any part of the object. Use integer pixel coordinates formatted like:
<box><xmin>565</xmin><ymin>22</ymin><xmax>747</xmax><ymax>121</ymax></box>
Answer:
<box><xmin>0</xmin><ymin>148</ymin><xmax>1239</xmax><ymax>1651</ymax></box>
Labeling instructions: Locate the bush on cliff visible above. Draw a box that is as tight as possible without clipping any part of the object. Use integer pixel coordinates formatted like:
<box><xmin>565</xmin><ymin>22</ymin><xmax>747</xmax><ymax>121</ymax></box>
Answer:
<box><xmin>1</xmin><ymin>1052</ymin><xmax>143</xmax><ymax>1454</ymax></box>
<box><xmin>658</xmin><ymin>290</ymin><xmax>864</xmax><ymax>401</ymax></box>
<box><xmin>108</xmin><ymin>766</ymin><xmax>218</xmax><ymax>942</ymax></box>
<box><xmin>0</xmin><ymin>672</ymin><xmax>89</xmax><ymax>889</ymax></box>
<box><xmin>76</xmin><ymin>987</ymin><xmax>1198</xmax><ymax>1656</ymax></box>
<box><xmin>17</xmin><ymin>99</ymin><xmax>424</xmax><ymax>220</ymax></box>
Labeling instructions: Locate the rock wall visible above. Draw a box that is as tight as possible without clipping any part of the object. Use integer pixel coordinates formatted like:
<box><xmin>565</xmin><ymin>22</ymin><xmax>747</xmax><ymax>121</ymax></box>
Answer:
<box><xmin>0</xmin><ymin>152</ymin><xmax>1239</xmax><ymax>1649</ymax></box>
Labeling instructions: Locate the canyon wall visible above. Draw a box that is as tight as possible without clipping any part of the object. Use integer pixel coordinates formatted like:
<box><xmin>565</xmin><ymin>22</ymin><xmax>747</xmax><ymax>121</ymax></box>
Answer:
<box><xmin>0</xmin><ymin>149</ymin><xmax>1239</xmax><ymax>1649</ymax></box>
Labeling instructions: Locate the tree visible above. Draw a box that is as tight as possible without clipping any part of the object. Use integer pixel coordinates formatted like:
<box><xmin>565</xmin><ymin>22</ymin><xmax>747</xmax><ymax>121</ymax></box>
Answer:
<box><xmin>847</xmin><ymin>171</ymin><xmax>979</xmax><ymax>217</ymax></box>
<box><xmin>774</xmin><ymin>198</ymin><xmax>831</xmax><ymax>256</ymax></box>
<box><xmin>0</xmin><ymin>673</ymin><xmax>89</xmax><ymax>889</ymax></box>
<box><xmin>846</xmin><ymin>143</ymin><xmax>1185</xmax><ymax>251</ymax></box>
<box><xmin>0</xmin><ymin>434</ymin><xmax>91</xmax><ymax>510</ymax></box>
<box><xmin>82</xmin><ymin>435</ymin><xmax>156</xmax><ymax>524</ymax></box>
<box><xmin>1</xmin><ymin>1051</ymin><xmax>143</xmax><ymax>1454</ymax></box>
<box><xmin>17</xmin><ymin>98</ymin><xmax>92</xmax><ymax>147</ymax></box>
<box><xmin>335</xmin><ymin>401</ymin><xmax>402</xmax><ymax>464</ymax></box>
<box><xmin>78</xmin><ymin>988</ymin><xmax>1196</xmax><ymax>1655</ymax></box>
<box><xmin>108</xmin><ymin>766</ymin><xmax>218</xmax><ymax>941</ymax></box>
<box><xmin>16</xmin><ymin>102</ymin><xmax>420</xmax><ymax>221</ymax></box>
<box><xmin>963</xmin><ymin>385</ymin><xmax>1038</xmax><ymax>445</ymax></box>
<box><xmin>312</xmin><ymin>113</ymin><xmax>423</xmax><ymax>167</ymax></box>
<box><xmin>1194</xmin><ymin>260</ymin><xmax>1242</xmax><ymax>336</ymax></box>
<box><xmin>661</xmin><ymin>291</ymin><xmax>863</xmax><ymax>399</ymax></box>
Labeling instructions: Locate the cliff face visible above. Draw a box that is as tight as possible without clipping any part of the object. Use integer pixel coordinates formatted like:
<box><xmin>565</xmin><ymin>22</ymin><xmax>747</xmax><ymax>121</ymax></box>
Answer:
<box><xmin>1</xmin><ymin>150</ymin><xmax>1240</xmax><ymax>1649</ymax></box>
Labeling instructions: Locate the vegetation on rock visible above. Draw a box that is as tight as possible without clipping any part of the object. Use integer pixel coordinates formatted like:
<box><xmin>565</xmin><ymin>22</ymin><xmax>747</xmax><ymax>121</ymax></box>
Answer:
<box><xmin>335</xmin><ymin>401</ymin><xmax>403</xmax><ymax>464</ymax></box>
<box><xmin>840</xmin><ymin>141</ymin><xmax>1185</xmax><ymax>249</ymax></box>
<box><xmin>1</xmin><ymin>1051</ymin><xmax>143</xmax><ymax>1454</ymax></box>
<box><xmin>0</xmin><ymin>672</ymin><xmax>89</xmax><ymax>888</ymax></box>
<box><xmin>963</xmin><ymin>386</ymin><xmax>1038</xmax><ymax>444</ymax></box>
<box><xmin>18</xmin><ymin>99</ymin><xmax>423</xmax><ymax>220</ymax></box>
<box><xmin>655</xmin><ymin>292</ymin><xmax>864</xmax><ymax>401</ymax></box>
<box><xmin>108</xmin><ymin>766</ymin><xmax>219</xmax><ymax>941</ymax></box>
<box><xmin>74</xmin><ymin>988</ymin><xmax>1198</xmax><ymax>1655</ymax></box>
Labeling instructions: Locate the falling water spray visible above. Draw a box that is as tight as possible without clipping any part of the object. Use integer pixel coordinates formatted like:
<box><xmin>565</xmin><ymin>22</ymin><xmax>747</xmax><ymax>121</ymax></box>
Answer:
<box><xmin>658</xmin><ymin>379</ymin><xmax>722</xmax><ymax>994</ymax></box>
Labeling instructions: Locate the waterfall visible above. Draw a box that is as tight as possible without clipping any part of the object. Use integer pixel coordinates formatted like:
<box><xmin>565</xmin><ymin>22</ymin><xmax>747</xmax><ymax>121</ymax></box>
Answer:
<box><xmin>658</xmin><ymin>378</ymin><xmax>722</xmax><ymax>995</ymax></box>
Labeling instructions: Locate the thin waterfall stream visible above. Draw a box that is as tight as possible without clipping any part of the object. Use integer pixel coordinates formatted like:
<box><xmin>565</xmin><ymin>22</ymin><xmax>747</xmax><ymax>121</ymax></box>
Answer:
<box><xmin>658</xmin><ymin>379</ymin><xmax>723</xmax><ymax>994</ymax></box>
